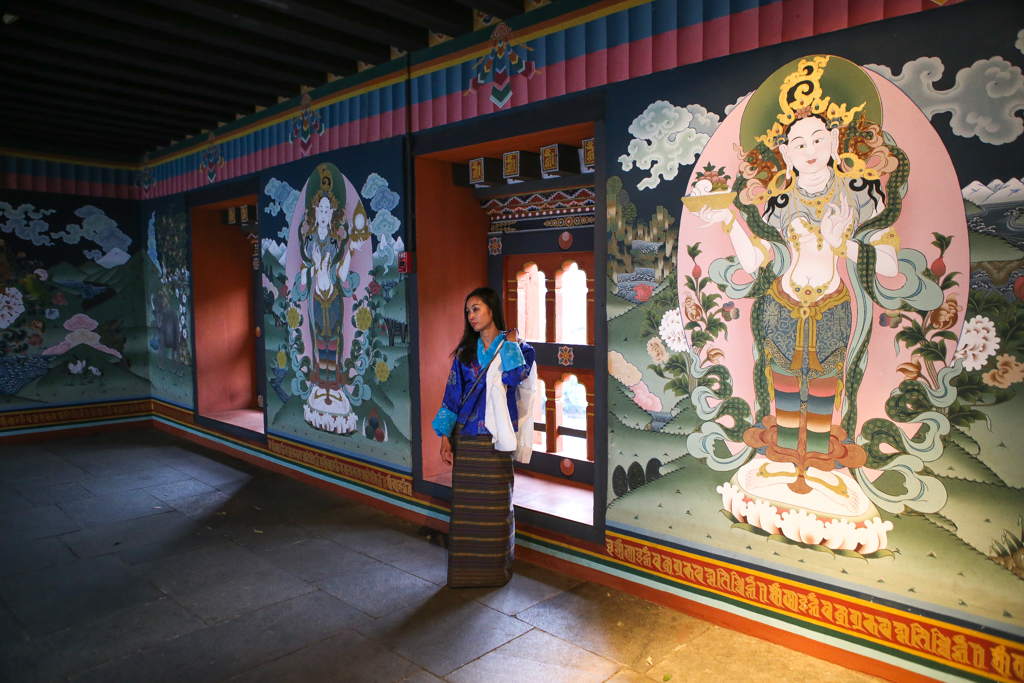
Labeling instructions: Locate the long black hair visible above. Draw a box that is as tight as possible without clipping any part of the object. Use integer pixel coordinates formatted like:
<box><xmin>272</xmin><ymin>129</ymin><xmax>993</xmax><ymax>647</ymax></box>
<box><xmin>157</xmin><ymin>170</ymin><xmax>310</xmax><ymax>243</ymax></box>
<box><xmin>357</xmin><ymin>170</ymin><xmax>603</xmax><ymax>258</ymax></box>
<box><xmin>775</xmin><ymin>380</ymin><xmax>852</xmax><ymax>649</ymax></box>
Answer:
<box><xmin>452</xmin><ymin>287</ymin><xmax>506</xmax><ymax>365</ymax></box>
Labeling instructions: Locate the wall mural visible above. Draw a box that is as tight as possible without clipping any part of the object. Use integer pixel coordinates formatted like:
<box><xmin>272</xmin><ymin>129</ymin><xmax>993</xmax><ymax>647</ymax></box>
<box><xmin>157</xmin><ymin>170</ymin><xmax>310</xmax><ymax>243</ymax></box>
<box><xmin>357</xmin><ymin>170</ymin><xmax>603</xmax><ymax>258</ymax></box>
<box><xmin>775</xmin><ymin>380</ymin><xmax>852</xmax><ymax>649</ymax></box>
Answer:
<box><xmin>142</xmin><ymin>196</ymin><xmax>192</xmax><ymax>407</ymax></box>
<box><xmin>606</xmin><ymin>11</ymin><xmax>1024</xmax><ymax>635</ymax></box>
<box><xmin>0</xmin><ymin>191</ymin><xmax>148</xmax><ymax>409</ymax></box>
<box><xmin>259</xmin><ymin>140</ymin><xmax>410</xmax><ymax>470</ymax></box>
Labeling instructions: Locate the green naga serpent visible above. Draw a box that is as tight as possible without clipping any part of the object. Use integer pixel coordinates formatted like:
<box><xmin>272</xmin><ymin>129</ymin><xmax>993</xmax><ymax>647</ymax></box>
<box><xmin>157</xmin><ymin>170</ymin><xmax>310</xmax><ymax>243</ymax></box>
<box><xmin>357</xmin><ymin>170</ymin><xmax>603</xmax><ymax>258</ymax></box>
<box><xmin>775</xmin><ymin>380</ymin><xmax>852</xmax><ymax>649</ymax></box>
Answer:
<box><xmin>685</xmin><ymin>55</ymin><xmax>950</xmax><ymax>520</ymax></box>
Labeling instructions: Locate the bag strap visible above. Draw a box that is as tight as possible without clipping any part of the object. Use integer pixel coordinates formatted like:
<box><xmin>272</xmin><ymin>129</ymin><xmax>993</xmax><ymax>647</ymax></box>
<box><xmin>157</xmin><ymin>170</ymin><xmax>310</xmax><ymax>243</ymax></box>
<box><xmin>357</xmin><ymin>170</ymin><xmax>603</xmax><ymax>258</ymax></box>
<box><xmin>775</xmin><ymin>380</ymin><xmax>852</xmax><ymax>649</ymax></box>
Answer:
<box><xmin>457</xmin><ymin>334</ymin><xmax>507</xmax><ymax>413</ymax></box>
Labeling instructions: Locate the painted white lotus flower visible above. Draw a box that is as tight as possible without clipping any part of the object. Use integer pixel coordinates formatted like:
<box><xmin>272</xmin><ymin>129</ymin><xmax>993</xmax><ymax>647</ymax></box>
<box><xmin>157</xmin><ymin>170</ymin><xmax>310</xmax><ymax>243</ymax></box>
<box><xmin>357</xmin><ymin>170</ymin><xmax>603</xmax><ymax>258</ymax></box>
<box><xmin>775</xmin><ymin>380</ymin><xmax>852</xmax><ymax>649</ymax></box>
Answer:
<box><xmin>953</xmin><ymin>315</ymin><xmax>1000</xmax><ymax>371</ymax></box>
<box><xmin>659</xmin><ymin>307</ymin><xmax>689</xmax><ymax>353</ymax></box>
<box><xmin>0</xmin><ymin>287</ymin><xmax>25</xmax><ymax>329</ymax></box>
<box><xmin>744</xmin><ymin>499</ymin><xmax>782</xmax><ymax>535</ymax></box>
<box><xmin>780</xmin><ymin>509</ymin><xmax>827</xmax><ymax>546</ymax></box>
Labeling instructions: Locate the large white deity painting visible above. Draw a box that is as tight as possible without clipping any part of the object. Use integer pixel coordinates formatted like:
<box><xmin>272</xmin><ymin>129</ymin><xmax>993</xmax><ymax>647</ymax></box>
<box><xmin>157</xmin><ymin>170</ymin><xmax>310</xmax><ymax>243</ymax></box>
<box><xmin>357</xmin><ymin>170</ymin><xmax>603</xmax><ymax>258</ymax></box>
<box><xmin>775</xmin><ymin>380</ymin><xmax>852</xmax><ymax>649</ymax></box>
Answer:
<box><xmin>676</xmin><ymin>55</ymin><xmax>969</xmax><ymax>554</ymax></box>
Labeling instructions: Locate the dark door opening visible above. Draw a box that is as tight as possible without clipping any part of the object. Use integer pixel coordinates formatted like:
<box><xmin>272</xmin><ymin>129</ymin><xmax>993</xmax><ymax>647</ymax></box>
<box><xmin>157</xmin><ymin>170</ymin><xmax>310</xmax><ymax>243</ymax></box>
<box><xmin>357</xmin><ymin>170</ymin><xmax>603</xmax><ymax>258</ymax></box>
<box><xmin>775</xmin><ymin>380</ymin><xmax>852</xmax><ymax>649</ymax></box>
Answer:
<box><xmin>191</xmin><ymin>196</ymin><xmax>265</xmax><ymax>435</ymax></box>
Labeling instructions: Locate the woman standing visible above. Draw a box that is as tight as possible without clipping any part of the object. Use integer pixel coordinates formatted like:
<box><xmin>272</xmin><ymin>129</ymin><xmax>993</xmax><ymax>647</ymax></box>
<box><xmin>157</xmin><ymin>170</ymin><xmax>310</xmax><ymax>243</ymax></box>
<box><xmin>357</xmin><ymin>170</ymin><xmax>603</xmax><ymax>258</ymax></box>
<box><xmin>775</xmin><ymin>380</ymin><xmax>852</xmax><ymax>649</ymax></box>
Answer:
<box><xmin>432</xmin><ymin>287</ymin><xmax>536</xmax><ymax>588</ymax></box>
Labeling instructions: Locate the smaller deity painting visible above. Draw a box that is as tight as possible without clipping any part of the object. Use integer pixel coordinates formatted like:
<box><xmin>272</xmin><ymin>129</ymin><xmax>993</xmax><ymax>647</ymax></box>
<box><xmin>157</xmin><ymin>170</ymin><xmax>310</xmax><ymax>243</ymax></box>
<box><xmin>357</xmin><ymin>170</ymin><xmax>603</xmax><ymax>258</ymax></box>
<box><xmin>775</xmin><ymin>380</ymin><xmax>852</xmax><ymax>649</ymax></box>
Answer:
<box><xmin>678</xmin><ymin>55</ymin><xmax>969</xmax><ymax>555</ymax></box>
<box><xmin>286</xmin><ymin>163</ymin><xmax>373</xmax><ymax>435</ymax></box>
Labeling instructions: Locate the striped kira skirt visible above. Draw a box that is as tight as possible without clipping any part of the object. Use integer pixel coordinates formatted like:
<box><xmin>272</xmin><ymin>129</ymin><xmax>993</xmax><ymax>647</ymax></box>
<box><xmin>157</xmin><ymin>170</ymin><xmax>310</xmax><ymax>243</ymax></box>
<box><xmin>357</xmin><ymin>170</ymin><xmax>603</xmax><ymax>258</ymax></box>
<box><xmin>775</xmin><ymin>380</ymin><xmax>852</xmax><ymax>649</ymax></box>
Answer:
<box><xmin>447</xmin><ymin>426</ymin><xmax>515</xmax><ymax>588</ymax></box>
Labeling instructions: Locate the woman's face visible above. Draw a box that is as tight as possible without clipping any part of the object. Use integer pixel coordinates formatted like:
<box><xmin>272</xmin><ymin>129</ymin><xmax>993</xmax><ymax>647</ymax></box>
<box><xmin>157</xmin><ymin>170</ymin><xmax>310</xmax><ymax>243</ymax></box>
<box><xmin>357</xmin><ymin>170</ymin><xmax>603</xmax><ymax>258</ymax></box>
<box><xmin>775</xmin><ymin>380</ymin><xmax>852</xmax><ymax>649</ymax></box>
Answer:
<box><xmin>315</xmin><ymin>196</ymin><xmax>333</xmax><ymax>235</ymax></box>
<box><xmin>465</xmin><ymin>296</ymin><xmax>493</xmax><ymax>333</ymax></box>
<box><xmin>780</xmin><ymin>117</ymin><xmax>837</xmax><ymax>176</ymax></box>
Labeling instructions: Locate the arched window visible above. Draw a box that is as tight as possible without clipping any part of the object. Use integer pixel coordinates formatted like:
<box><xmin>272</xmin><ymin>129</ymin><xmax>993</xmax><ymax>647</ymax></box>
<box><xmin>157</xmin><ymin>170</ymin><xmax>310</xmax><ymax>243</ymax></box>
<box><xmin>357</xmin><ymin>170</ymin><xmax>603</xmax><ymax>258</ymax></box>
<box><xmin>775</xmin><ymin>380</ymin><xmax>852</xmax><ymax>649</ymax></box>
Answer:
<box><xmin>533</xmin><ymin>378</ymin><xmax>547</xmax><ymax>452</ymax></box>
<box><xmin>557</xmin><ymin>374</ymin><xmax>588</xmax><ymax>460</ymax></box>
<box><xmin>556</xmin><ymin>262</ymin><xmax>587</xmax><ymax>344</ymax></box>
<box><xmin>516</xmin><ymin>263</ymin><xmax>547</xmax><ymax>342</ymax></box>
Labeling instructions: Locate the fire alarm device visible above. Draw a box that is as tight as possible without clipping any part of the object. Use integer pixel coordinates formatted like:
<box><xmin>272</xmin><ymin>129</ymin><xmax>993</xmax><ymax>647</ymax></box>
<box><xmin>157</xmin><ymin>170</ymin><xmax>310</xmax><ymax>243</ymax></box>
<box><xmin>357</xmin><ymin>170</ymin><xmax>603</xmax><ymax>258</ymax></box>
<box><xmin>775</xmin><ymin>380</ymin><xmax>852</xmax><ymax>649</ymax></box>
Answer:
<box><xmin>398</xmin><ymin>251</ymin><xmax>413</xmax><ymax>273</ymax></box>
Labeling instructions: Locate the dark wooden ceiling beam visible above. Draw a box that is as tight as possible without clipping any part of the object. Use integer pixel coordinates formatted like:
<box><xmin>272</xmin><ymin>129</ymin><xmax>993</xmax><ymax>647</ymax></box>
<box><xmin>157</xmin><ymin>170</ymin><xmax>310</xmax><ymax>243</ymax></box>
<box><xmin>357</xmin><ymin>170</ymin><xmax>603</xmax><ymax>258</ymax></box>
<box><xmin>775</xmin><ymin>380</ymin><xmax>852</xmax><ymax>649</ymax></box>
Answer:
<box><xmin>0</xmin><ymin>132</ymin><xmax>145</xmax><ymax>159</ymax></box>
<box><xmin>241</xmin><ymin>0</ymin><xmax>428</xmax><ymax>53</ymax></box>
<box><xmin>47</xmin><ymin>0</ymin><xmax>354</xmax><ymax>76</ymax></box>
<box><xmin>0</xmin><ymin>1</ymin><xmax>324</xmax><ymax>86</ymax></box>
<box><xmin>0</xmin><ymin>22</ymin><xmax>304</xmax><ymax>98</ymax></box>
<box><xmin>0</xmin><ymin>38</ymin><xmax>268</xmax><ymax>109</ymax></box>
<box><xmin>0</xmin><ymin>77</ymin><xmax>221</xmax><ymax>132</ymax></box>
<box><xmin>337</xmin><ymin>0</ymin><xmax>473</xmax><ymax>37</ymax></box>
<box><xmin>0</xmin><ymin>117</ymin><xmax>166</xmax><ymax>148</ymax></box>
<box><xmin>3</xmin><ymin>101</ymin><xmax>186</xmax><ymax>138</ymax></box>
<box><xmin>449</xmin><ymin>0</ymin><xmax>522</xmax><ymax>20</ymax></box>
<box><xmin>140</xmin><ymin>0</ymin><xmax>389</xmax><ymax>65</ymax></box>
<box><xmin>1</xmin><ymin>88</ymin><xmax>211</xmax><ymax>134</ymax></box>
<box><xmin>3</xmin><ymin>62</ymin><xmax>249</xmax><ymax>117</ymax></box>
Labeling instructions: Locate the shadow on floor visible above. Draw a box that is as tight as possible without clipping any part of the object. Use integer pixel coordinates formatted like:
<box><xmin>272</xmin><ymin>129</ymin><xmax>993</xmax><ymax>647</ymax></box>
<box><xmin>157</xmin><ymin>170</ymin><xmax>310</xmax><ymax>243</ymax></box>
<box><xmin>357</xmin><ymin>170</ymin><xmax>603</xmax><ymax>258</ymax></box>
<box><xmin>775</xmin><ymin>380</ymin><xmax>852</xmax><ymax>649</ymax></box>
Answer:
<box><xmin>0</xmin><ymin>429</ymin><xmax>885</xmax><ymax>683</ymax></box>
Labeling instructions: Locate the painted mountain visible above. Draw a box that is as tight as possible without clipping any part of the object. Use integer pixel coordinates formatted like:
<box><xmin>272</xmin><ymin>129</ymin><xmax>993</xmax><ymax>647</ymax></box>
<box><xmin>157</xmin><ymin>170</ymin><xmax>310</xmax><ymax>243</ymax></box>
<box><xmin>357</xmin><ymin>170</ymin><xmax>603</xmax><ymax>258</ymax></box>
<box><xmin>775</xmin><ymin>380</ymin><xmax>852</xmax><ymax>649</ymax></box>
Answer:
<box><xmin>962</xmin><ymin>177</ymin><xmax>1024</xmax><ymax>205</ymax></box>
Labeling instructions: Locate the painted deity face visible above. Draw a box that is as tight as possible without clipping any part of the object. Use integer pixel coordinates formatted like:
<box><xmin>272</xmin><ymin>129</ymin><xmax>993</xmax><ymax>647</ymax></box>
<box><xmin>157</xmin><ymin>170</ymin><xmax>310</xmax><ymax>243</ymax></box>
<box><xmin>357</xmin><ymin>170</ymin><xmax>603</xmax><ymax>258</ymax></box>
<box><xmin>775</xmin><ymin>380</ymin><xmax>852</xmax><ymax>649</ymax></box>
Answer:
<box><xmin>315</xmin><ymin>196</ymin><xmax>333</xmax><ymax>238</ymax></box>
<box><xmin>465</xmin><ymin>296</ymin><xmax>494</xmax><ymax>334</ymax></box>
<box><xmin>779</xmin><ymin>116</ymin><xmax>838</xmax><ymax>176</ymax></box>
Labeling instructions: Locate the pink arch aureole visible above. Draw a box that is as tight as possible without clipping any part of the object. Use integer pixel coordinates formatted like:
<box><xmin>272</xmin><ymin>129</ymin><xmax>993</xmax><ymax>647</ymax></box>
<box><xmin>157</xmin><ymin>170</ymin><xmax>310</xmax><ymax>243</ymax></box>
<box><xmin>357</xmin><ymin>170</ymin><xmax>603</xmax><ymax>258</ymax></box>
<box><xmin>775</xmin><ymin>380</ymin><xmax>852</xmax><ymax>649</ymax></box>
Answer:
<box><xmin>678</xmin><ymin>70</ymin><xmax>970</xmax><ymax>442</ymax></box>
<box><xmin>284</xmin><ymin>173</ymin><xmax>374</xmax><ymax>384</ymax></box>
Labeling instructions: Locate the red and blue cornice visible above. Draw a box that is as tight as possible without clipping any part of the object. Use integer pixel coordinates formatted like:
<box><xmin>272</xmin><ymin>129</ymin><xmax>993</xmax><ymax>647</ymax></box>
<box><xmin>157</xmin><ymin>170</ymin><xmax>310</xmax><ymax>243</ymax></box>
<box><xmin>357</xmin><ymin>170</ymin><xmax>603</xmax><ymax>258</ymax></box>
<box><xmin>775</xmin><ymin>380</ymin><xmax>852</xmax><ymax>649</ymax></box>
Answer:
<box><xmin>0</xmin><ymin>0</ymin><xmax>961</xmax><ymax>199</ymax></box>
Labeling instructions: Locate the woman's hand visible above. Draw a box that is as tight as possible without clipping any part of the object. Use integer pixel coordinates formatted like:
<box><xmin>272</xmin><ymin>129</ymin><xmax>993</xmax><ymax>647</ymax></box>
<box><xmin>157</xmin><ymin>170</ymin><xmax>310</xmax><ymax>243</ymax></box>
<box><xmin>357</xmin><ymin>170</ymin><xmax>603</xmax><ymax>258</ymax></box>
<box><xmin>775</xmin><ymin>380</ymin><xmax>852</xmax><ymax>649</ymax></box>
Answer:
<box><xmin>440</xmin><ymin>435</ymin><xmax>453</xmax><ymax>465</ymax></box>
<box><xmin>820</xmin><ymin>192</ymin><xmax>853</xmax><ymax>248</ymax></box>
<box><xmin>505</xmin><ymin>328</ymin><xmax>518</xmax><ymax>343</ymax></box>
<box><xmin>696</xmin><ymin>206</ymin><xmax>735</xmax><ymax>230</ymax></box>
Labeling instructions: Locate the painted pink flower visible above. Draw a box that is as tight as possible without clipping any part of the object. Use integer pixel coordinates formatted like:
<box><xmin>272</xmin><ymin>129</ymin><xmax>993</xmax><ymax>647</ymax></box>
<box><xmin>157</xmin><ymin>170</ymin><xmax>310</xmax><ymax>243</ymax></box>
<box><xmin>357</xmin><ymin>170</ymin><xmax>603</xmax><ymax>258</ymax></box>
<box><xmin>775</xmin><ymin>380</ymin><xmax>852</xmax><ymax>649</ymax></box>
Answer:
<box><xmin>633</xmin><ymin>283</ymin><xmax>652</xmax><ymax>302</ymax></box>
<box><xmin>52</xmin><ymin>292</ymin><xmax>67</xmax><ymax>306</ymax></box>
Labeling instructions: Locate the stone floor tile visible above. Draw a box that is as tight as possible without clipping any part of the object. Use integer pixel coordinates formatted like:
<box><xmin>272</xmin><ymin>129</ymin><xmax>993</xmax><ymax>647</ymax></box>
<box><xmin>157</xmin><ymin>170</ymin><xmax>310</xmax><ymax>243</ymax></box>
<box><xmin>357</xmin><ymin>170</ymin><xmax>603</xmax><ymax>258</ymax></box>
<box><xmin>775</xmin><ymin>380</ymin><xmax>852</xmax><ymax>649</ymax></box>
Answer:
<box><xmin>647</xmin><ymin>626</ymin><xmax>885</xmax><ymax>683</ymax></box>
<box><xmin>0</xmin><ymin>504</ymin><xmax>81</xmax><ymax>544</ymax></box>
<box><xmin>446</xmin><ymin>628</ymin><xmax>621</xmax><ymax>683</ymax></box>
<box><xmin>0</xmin><ymin>556</ymin><xmax>163</xmax><ymax>636</ymax></box>
<box><xmin>318</xmin><ymin>559</ymin><xmax>440</xmax><ymax>618</ymax></box>
<box><xmin>373</xmin><ymin>537</ymin><xmax>450</xmax><ymax>586</ymax></box>
<box><xmin>18</xmin><ymin>481</ymin><xmax>95</xmax><ymax>506</ymax></box>
<box><xmin>516</xmin><ymin>582</ymin><xmax>711</xmax><ymax>673</ymax></box>
<box><xmin>78</xmin><ymin>466</ymin><xmax>192</xmax><ymax>496</ymax></box>
<box><xmin>135</xmin><ymin>542</ymin><xmax>314</xmax><ymax>623</ymax></box>
<box><xmin>3</xmin><ymin>598</ymin><xmax>204</xmax><ymax>683</ymax></box>
<box><xmin>462</xmin><ymin>558</ymin><xmax>584</xmax><ymax>615</ymax></box>
<box><xmin>59</xmin><ymin>451</ymin><xmax>164</xmax><ymax>478</ymax></box>
<box><xmin>601</xmin><ymin>669</ymin><xmax>652</xmax><ymax>683</ymax></box>
<box><xmin>167</xmin><ymin>489</ymin><xmax>235</xmax><ymax>521</ymax></box>
<box><xmin>58</xmin><ymin>489</ymin><xmax>170</xmax><ymax>529</ymax></box>
<box><xmin>60</xmin><ymin>510</ymin><xmax>213</xmax><ymax>559</ymax></box>
<box><xmin>70</xmin><ymin>592</ymin><xmax>370</xmax><ymax>683</ymax></box>
<box><xmin>259</xmin><ymin>537</ymin><xmax>377</xmax><ymax>583</ymax></box>
<box><xmin>398</xmin><ymin>673</ymin><xmax>445</xmax><ymax>683</ymax></box>
<box><xmin>0</xmin><ymin>483</ymin><xmax>38</xmax><ymax>512</ymax></box>
<box><xmin>166</xmin><ymin>455</ymin><xmax>255</xmax><ymax>487</ymax></box>
<box><xmin>225</xmin><ymin>631</ymin><xmax>422</xmax><ymax>683</ymax></box>
<box><xmin>0</xmin><ymin>600</ymin><xmax>28</xmax><ymax>646</ymax></box>
<box><xmin>145</xmin><ymin>478</ymin><xmax>218</xmax><ymax>502</ymax></box>
<box><xmin>0</xmin><ymin>453</ymin><xmax>91</xmax><ymax>488</ymax></box>
<box><xmin>0</xmin><ymin>536</ymin><xmax>78</xmax><ymax>578</ymax></box>
<box><xmin>356</xmin><ymin>589</ymin><xmax>531</xmax><ymax>676</ymax></box>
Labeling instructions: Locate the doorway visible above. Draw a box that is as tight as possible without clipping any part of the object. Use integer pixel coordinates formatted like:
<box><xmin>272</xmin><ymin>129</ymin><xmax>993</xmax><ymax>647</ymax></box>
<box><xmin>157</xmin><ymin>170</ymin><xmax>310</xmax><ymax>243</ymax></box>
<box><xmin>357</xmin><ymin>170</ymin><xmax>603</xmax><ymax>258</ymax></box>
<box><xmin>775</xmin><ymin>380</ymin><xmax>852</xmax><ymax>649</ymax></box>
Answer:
<box><xmin>190</xmin><ymin>196</ymin><xmax>266</xmax><ymax>435</ymax></box>
<box><xmin>414</xmin><ymin>122</ymin><xmax>598</xmax><ymax>527</ymax></box>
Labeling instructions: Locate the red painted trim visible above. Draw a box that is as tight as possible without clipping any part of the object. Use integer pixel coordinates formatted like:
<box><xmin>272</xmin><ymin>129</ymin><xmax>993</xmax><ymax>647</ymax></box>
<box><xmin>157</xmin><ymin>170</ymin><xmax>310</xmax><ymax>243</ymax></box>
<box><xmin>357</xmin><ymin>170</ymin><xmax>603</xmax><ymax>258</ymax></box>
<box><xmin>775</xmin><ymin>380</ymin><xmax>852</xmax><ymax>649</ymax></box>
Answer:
<box><xmin>515</xmin><ymin>545</ymin><xmax>941</xmax><ymax>683</ymax></box>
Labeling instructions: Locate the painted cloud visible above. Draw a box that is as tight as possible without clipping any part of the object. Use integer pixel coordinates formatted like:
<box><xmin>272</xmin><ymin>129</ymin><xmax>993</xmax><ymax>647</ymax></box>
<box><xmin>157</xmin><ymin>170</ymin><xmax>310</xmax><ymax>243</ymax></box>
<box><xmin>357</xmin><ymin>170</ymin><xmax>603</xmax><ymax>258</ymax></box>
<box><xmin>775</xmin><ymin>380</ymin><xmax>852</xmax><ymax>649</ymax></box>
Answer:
<box><xmin>867</xmin><ymin>56</ymin><xmax>1024</xmax><ymax>145</ymax></box>
<box><xmin>43</xmin><ymin>313</ymin><xmax>122</xmax><ymax>358</ymax></box>
<box><xmin>0</xmin><ymin>202</ymin><xmax>57</xmax><ymax>246</ymax></box>
<box><xmin>619</xmin><ymin>101</ymin><xmax>722</xmax><ymax>190</ymax></box>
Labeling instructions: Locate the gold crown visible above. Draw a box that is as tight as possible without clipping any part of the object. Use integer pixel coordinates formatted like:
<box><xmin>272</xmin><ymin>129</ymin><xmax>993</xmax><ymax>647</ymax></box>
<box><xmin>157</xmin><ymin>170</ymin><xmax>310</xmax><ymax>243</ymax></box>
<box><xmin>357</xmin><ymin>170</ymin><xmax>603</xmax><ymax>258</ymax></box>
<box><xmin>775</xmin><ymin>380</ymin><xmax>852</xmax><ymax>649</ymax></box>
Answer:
<box><xmin>756</xmin><ymin>56</ymin><xmax>866</xmax><ymax>149</ymax></box>
<box><xmin>319</xmin><ymin>164</ymin><xmax>333</xmax><ymax>193</ymax></box>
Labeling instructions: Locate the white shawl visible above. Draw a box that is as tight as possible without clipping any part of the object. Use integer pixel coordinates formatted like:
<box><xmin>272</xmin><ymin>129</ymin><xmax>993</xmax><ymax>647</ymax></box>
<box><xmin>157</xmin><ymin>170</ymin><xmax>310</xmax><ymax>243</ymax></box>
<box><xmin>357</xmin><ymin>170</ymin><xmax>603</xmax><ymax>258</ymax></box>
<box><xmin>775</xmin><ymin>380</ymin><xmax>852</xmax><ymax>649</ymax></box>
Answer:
<box><xmin>483</xmin><ymin>340</ymin><xmax>538</xmax><ymax>463</ymax></box>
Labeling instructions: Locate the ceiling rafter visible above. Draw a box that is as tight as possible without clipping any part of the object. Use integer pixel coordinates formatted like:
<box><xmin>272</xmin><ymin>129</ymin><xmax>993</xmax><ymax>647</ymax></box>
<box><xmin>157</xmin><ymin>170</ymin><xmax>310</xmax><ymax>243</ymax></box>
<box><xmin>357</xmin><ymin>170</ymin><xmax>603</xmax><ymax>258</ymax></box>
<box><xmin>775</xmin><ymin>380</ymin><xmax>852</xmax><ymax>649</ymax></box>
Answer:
<box><xmin>0</xmin><ymin>40</ymin><xmax>267</xmax><ymax>108</ymax></box>
<box><xmin>0</xmin><ymin>2</ymin><xmax>324</xmax><ymax>85</ymax></box>
<box><xmin>2</xmin><ymin>22</ymin><xmax>305</xmax><ymax>98</ymax></box>
<box><xmin>0</xmin><ymin>0</ymin><xmax>484</xmax><ymax>159</ymax></box>
<box><xmin>449</xmin><ymin>0</ymin><xmax>523</xmax><ymax>21</ymax></box>
<box><xmin>140</xmin><ymin>0</ymin><xmax>389</xmax><ymax>66</ymax></box>
<box><xmin>338</xmin><ymin>0</ymin><xmax>473</xmax><ymax>37</ymax></box>
<box><xmin>239</xmin><ymin>0</ymin><xmax>427</xmax><ymax>53</ymax></box>
<box><xmin>3</xmin><ymin>101</ymin><xmax>187</xmax><ymax>138</ymax></box>
<box><xmin>3</xmin><ymin>62</ymin><xmax>251</xmax><ymax>115</ymax></box>
<box><xmin>47</xmin><ymin>0</ymin><xmax>357</xmax><ymax>75</ymax></box>
<box><xmin>1</xmin><ymin>77</ymin><xmax>225</xmax><ymax>131</ymax></box>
